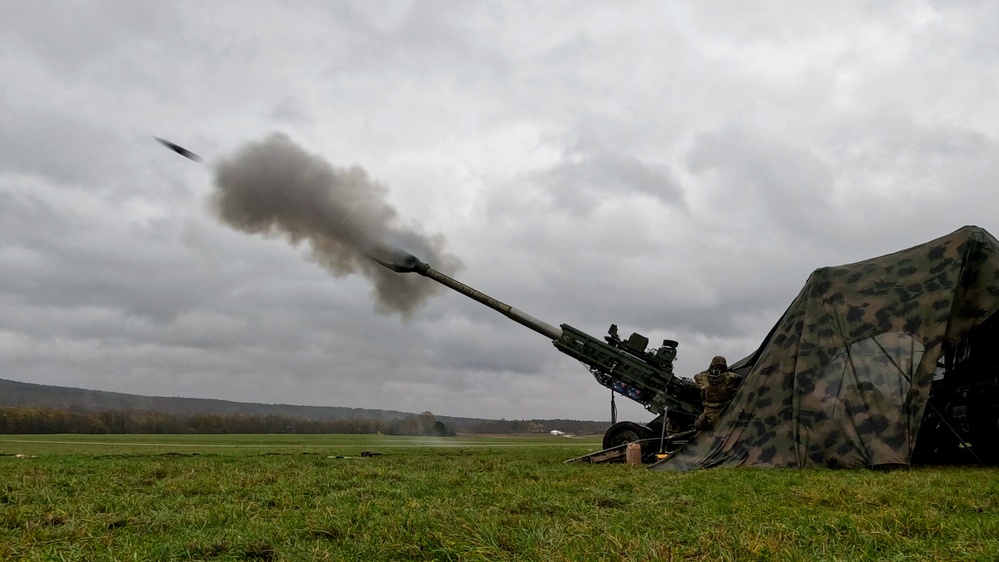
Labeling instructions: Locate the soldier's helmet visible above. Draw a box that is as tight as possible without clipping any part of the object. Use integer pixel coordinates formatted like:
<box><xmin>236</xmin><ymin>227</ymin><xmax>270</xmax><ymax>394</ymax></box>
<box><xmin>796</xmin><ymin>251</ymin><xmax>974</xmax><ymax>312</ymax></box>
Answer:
<box><xmin>709</xmin><ymin>356</ymin><xmax>728</xmax><ymax>369</ymax></box>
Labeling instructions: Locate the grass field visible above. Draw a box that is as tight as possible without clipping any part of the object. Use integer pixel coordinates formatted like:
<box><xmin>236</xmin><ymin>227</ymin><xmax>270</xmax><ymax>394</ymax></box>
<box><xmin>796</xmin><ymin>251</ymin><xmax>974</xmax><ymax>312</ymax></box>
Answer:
<box><xmin>1</xmin><ymin>434</ymin><xmax>997</xmax><ymax>561</ymax></box>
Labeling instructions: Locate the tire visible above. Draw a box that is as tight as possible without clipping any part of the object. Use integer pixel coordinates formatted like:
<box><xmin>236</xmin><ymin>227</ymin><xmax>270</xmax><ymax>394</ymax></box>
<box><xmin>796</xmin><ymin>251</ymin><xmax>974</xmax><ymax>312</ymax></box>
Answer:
<box><xmin>602</xmin><ymin>421</ymin><xmax>649</xmax><ymax>451</ymax></box>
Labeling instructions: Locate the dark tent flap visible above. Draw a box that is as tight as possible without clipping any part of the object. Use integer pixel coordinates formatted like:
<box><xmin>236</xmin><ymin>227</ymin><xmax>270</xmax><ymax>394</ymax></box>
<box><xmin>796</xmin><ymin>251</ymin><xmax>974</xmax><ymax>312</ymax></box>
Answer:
<box><xmin>656</xmin><ymin>225</ymin><xmax>999</xmax><ymax>470</ymax></box>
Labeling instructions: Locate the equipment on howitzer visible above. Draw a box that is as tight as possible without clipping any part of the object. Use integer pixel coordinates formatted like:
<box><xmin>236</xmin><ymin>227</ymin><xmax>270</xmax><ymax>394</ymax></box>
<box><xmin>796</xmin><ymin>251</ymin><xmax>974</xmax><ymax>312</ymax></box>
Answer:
<box><xmin>375</xmin><ymin>251</ymin><xmax>703</xmax><ymax>456</ymax></box>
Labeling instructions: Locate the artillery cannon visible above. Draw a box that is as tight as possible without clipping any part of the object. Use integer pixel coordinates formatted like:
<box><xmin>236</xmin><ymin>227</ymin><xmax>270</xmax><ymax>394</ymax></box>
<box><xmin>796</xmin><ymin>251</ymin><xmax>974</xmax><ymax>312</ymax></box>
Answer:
<box><xmin>375</xmin><ymin>251</ymin><xmax>703</xmax><ymax>455</ymax></box>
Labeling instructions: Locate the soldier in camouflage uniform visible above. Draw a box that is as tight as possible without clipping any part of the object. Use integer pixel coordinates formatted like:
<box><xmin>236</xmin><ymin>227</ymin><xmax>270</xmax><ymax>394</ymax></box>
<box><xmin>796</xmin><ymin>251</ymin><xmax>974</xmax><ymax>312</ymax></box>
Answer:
<box><xmin>693</xmin><ymin>356</ymin><xmax>741</xmax><ymax>431</ymax></box>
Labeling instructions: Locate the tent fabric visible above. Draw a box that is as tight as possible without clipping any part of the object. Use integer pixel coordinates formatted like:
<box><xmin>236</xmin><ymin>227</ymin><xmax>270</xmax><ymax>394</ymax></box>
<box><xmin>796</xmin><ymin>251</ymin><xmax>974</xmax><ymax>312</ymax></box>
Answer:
<box><xmin>655</xmin><ymin>225</ymin><xmax>999</xmax><ymax>470</ymax></box>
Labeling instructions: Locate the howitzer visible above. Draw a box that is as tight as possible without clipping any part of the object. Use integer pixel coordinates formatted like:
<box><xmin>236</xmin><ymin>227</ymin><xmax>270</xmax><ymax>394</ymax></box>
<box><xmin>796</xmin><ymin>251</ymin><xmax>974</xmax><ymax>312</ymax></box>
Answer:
<box><xmin>375</xmin><ymin>251</ymin><xmax>703</xmax><ymax>453</ymax></box>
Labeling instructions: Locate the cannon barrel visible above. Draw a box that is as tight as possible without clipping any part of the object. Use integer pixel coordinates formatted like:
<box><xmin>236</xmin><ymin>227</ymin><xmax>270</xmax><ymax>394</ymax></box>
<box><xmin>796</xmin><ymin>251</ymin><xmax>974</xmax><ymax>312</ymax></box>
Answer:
<box><xmin>374</xmin><ymin>251</ymin><xmax>563</xmax><ymax>340</ymax></box>
<box><xmin>374</xmin><ymin>249</ymin><xmax>702</xmax><ymax>422</ymax></box>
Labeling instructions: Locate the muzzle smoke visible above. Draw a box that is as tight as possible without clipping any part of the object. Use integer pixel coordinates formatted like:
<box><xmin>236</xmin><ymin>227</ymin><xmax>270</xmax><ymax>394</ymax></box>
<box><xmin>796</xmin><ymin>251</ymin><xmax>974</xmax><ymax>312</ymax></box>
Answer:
<box><xmin>212</xmin><ymin>133</ymin><xmax>461</xmax><ymax>316</ymax></box>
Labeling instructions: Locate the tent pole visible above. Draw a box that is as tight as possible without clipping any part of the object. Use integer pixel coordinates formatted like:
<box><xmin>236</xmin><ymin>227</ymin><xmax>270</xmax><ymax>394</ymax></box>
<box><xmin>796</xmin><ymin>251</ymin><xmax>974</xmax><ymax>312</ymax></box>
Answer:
<box><xmin>923</xmin><ymin>399</ymin><xmax>985</xmax><ymax>465</ymax></box>
<box><xmin>871</xmin><ymin>337</ymin><xmax>984</xmax><ymax>464</ymax></box>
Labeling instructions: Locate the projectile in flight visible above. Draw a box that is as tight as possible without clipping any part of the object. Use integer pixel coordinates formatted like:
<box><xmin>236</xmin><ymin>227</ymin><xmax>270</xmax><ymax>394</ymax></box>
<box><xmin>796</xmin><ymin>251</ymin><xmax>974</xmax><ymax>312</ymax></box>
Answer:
<box><xmin>154</xmin><ymin>137</ymin><xmax>202</xmax><ymax>162</ymax></box>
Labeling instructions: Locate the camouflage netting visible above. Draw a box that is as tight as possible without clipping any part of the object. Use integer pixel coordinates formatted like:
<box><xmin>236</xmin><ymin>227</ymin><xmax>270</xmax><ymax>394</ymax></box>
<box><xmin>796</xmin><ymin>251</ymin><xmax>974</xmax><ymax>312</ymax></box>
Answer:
<box><xmin>655</xmin><ymin>225</ymin><xmax>999</xmax><ymax>470</ymax></box>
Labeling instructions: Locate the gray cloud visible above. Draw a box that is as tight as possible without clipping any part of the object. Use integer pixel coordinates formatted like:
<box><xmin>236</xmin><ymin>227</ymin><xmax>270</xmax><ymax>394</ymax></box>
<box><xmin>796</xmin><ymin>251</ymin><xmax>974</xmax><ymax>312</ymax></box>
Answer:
<box><xmin>535</xmin><ymin>143</ymin><xmax>685</xmax><ymax>215</ymax></box>
<box><xmin>0</xmin><ymin>105</ymin><xmax>125</xmax><ymax>184</ymax></box>
<box><xmin>687</xmin><ymin>123</ymin><xmax>837</xmax><ymax>240</ymax></box>
<box><xmin>2</xmin><ymin>2</ymin><xmax>999</xmax><ymax>420</ymax></box>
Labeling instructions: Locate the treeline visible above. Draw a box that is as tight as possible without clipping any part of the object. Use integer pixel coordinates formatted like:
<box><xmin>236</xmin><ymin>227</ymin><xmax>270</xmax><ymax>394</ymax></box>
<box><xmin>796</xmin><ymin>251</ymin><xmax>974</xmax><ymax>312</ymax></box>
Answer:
<box><xmin>0</xmin><ymin>407</ymin><xmax>609</xmax><ymax>436</ymax></box>
<box><xmin>0</xmin><ymin>407</ymin><xmax>454</xmax><ymax>437</ymax></box>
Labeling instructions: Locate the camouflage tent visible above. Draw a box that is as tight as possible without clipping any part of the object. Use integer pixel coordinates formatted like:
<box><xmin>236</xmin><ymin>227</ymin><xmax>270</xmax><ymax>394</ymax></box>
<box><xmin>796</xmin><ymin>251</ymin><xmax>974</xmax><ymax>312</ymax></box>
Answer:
<box><xmin>655</xmin><ymin>225</ymin><xmax>999</xmax><ymax>470</ymax></box>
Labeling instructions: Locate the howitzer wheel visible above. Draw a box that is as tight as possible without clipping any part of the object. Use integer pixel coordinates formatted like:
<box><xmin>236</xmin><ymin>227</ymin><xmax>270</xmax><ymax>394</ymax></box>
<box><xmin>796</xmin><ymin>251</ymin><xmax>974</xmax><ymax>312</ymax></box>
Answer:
<box><xmin>602</xmin><ymin>421</ymin><xmax>650</xmax><ymax>451</ymax></box>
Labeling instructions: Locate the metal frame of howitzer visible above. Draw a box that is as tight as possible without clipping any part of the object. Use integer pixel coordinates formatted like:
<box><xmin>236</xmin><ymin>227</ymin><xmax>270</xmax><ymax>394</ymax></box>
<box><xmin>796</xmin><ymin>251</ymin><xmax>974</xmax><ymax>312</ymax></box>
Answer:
<box><xmin>375</xmin><ymin>251</ymin><xmax>704</xmax><ymax>458</ymax></box>
<box><xmin>564</xmin><ymin>431</ymin><xmax>696</xmax><ymax>464</ymax></box>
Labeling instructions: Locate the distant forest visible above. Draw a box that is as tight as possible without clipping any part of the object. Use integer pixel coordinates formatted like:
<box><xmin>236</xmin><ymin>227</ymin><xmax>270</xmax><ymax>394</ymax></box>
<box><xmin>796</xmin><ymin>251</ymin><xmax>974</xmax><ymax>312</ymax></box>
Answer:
<box><xmin>0</xmin><ymin>407</ymin><xmax>456</xmax><ymax>437</ymax></box>
<box><xmin>0</xmin><ymin>379</ymin><xmax>611</xmax><ymax>436</ymax></box>
<box><xmin>0</xmin><ymin>407</ymin><xmax>609</xmax><ymax>436</ymax></box>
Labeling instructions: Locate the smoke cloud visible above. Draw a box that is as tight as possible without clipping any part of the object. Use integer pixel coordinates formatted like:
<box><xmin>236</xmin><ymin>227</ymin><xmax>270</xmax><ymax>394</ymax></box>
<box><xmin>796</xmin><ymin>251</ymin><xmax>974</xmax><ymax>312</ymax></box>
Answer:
<box><xmin>212</xmin><ymin>133</ymin><xmax>462</xmax><ymax>316</ymax></box>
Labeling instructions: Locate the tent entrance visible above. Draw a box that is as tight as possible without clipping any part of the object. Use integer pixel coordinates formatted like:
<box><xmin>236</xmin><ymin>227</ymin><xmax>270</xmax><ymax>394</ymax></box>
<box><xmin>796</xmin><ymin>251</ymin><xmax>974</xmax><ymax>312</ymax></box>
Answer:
<box><xmin>915</xmin><ymin>312</ymin><xmax>999</xmax><ymax>464</ymax></box>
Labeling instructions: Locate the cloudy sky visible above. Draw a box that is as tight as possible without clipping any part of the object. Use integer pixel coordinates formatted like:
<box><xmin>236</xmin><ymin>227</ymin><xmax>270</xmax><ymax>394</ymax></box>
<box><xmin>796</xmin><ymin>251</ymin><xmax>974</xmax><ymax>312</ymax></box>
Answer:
<box><xmin>2</xmin><ymin>1</ymin><xmax>998</xmax><ymax>421</ymax></box>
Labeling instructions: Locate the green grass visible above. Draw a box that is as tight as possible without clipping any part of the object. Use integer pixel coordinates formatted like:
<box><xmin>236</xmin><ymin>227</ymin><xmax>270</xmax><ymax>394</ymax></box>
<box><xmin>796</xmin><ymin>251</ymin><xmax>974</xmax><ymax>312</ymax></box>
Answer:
<box><xmin>1</xmin><ymin>434</ymin><xmax>998</xmax><ymax>561</ymax></box>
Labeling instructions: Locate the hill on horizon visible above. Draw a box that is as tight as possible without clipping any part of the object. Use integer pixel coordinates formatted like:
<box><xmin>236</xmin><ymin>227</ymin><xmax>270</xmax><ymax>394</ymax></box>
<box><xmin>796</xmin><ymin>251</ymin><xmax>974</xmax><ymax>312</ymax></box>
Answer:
<box><xmin>0</xmin><ymin>377</ymin><xmax>435</xmax><ymax>421</ymax></box>
<box><xmin>0</xmin><ymin>378</ymin><xmax>611</xmax><ymax>434</ymax></box>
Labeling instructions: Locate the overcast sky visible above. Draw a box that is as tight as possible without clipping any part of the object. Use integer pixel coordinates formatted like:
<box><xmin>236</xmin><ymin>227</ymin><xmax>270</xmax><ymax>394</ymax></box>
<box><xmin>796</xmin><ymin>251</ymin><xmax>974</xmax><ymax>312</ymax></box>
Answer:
<box><xmin>2</xmin><ymin>1</ymin><xmax>998</xmax><ymax>421</ymax></box>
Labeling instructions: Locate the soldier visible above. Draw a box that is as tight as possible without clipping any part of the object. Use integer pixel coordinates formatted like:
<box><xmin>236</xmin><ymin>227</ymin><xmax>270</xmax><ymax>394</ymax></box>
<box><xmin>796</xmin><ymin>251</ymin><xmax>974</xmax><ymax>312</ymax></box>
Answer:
<box><xmin>693</xmin><ymin>356</ymin><xmax>741</xmax><ymax>431</ymax></box>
